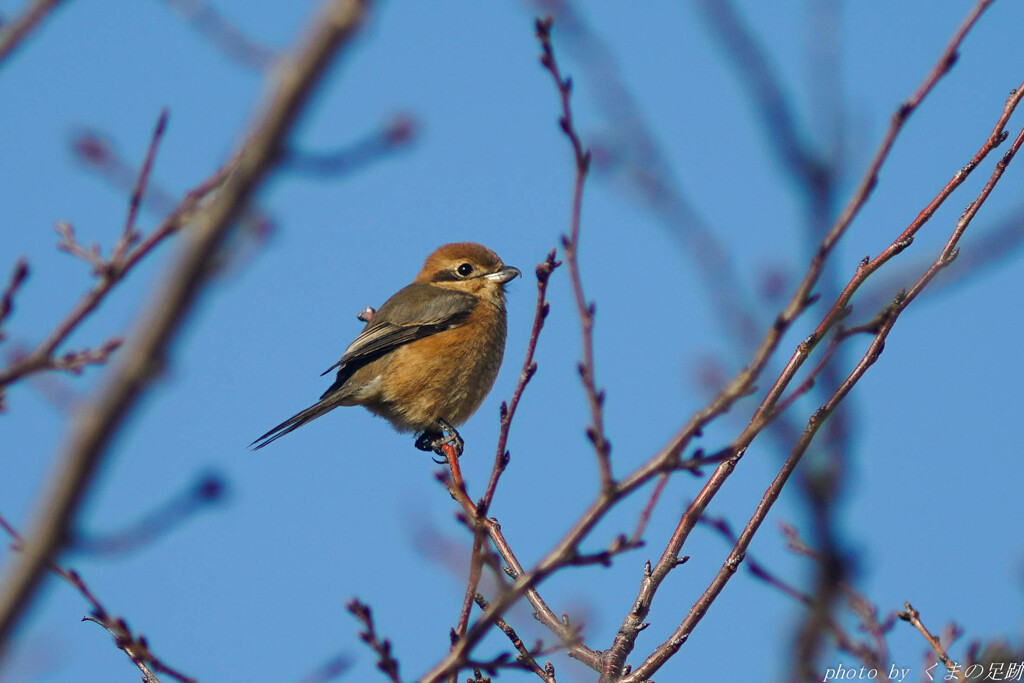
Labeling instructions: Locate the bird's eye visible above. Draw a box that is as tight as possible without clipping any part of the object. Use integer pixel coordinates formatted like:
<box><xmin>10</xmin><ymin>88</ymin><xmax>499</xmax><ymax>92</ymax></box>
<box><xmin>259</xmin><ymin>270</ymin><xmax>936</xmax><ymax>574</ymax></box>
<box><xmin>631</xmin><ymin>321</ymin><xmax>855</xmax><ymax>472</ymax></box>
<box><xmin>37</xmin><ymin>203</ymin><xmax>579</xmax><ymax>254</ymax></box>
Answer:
<box><xmin>457</xmin><ymin>263</ymin><xmax>474</xmax><ymax>277</ymax></box>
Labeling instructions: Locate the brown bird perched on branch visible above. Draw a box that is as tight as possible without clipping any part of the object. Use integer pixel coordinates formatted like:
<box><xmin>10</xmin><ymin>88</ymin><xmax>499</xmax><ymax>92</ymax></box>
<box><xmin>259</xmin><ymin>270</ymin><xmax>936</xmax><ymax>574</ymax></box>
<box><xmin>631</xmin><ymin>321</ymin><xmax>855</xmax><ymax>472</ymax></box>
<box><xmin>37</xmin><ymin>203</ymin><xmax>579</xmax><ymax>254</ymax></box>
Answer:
<box><xmin>251</xmin><ymin>242</ymin><xmax>520</xmax><ymax>455</ymax></box>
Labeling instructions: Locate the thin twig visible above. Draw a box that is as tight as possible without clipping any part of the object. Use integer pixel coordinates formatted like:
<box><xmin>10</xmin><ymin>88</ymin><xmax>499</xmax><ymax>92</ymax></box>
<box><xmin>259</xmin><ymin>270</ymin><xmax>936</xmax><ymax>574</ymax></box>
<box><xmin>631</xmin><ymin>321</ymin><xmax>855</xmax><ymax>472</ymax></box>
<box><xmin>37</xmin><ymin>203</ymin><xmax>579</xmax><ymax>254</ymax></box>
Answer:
<box><xmin>535</xmin><ymin>17</ymin><xmax>612</xmax><ymax>491</ymax></box>
<box><xmin>451</xmin><ymin>529</ymin><xmax>486</xmax><ymax>683</ymax></box>
<box><xmin>112</xmin><ymin>110</ymin><xmax>169</xmax><ymax>266</ymax></box>
<box><xmin>898</xmin><ymin>602</ymin><xmax>966</xmax><ymax>683</ymax></box>
<box><xmin>482</xmin><ymin>249</ymin><xmax>560</xmax><ymax>514</ymax></box>
<box><xmin>0</xmin><ymin>110</ymin><xmax>217</xmax><ymax>391</ymax></box>
<box><xmin>0</xmin><ymin>259</ymin><xmax>30</xmax><ymax>340</ymax></box>
<box><xmin>473</xmin><ymin>594</ymin><xmax>557</xmax><ymax>683</ymax></box>
<box><xmin>347</xmin><ymin>599</ymin><xmax>402</xmax><ymax>683</ymax></box>
<box><xmin>627</xmin><ymin>473</ymin><xmax>668</xmax><ymax>545</ymax></box>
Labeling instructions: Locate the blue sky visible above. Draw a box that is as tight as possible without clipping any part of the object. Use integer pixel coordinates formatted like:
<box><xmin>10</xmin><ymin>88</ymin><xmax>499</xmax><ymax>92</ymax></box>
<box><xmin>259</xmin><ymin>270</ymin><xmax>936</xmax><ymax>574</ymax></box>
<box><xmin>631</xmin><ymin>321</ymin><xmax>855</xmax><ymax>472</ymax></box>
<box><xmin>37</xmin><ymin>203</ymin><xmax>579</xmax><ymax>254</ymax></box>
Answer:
<box><xmin>1</xmin><ymin>1</ymin><xmax>1022</xmax><ymax>681</ymax></box>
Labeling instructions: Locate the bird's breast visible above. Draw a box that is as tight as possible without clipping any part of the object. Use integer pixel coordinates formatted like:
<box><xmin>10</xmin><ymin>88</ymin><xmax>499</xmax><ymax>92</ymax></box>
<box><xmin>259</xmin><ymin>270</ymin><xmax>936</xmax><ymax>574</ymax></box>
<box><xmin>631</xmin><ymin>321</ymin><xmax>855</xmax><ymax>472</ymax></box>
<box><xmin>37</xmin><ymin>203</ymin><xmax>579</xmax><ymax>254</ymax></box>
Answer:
<box><xmin>370</xmin><ymin>303</ymin><xmax>507</xmax><ymax>431</ymax></box>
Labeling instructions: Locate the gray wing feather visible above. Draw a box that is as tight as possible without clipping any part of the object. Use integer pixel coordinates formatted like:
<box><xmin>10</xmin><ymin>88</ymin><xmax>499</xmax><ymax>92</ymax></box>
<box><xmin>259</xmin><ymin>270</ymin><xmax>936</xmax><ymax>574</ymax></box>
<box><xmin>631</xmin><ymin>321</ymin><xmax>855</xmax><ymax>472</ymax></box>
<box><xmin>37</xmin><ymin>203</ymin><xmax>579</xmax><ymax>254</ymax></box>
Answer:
<box><xmin>319</xmin><ymin>284</ymin><xmax>476</xmax><ymax>393</ymax></box>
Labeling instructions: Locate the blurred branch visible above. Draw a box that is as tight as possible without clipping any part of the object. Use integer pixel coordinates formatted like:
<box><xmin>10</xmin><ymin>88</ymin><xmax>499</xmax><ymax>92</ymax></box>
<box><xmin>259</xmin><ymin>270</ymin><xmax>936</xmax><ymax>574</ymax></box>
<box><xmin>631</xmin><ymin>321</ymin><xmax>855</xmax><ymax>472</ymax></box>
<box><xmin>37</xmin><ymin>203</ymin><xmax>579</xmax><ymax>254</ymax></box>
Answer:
<box><xmin>0</xmin><ymin>0</ymin><xmax>67</xmax><ymax>67</ymax></box>
<box><xmin>284</xmin><ymin>114</ymin><xmax>417</xmax><ymax>177</ymax></box>
<box><xmin>693</xmin><ymin>0</ymin><xmax>831</xmax><ymax>194</ymax></box>
<box><xmin>780</xmin><ymin>523</ymin><xmax>896</xmax><ymax>670</ymax></box>
<box><xmin>157</xmin><ymin>0</ymin><xmax>278</xmax><ymax>70</ymax></box>
<box><xmin>0</xmin><ymin>259</ymin><xmax>29</xmax><ymax>343</ymax></box>
<box><xmin>70</xmin><ymin>472</ymin><xmax>226</xmax><ymax>556</ymax></box>
<box><xmin>0</xmin><ymin>0</ymin><xmax>369</xmax><ymax>659</ymax></box>
<box><xmin>0</xmin><ymin>514</ymin><xmax>194</xmax><ymax>683</ymax></box>
<box><xmin>297</xmin><ymin>653</ymin><xmax>353</xmax><ymax>683</ymax></box>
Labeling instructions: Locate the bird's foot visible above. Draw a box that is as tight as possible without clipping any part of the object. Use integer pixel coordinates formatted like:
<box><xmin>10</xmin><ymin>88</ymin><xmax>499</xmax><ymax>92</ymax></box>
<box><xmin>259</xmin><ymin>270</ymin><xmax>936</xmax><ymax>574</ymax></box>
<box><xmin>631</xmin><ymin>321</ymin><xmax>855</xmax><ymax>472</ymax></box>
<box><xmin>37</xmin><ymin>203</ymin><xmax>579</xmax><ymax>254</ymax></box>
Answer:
<box><xmin>415</xmin><ymin>418</ymin><xmax>463</xmax><ymax>463</ymax></box>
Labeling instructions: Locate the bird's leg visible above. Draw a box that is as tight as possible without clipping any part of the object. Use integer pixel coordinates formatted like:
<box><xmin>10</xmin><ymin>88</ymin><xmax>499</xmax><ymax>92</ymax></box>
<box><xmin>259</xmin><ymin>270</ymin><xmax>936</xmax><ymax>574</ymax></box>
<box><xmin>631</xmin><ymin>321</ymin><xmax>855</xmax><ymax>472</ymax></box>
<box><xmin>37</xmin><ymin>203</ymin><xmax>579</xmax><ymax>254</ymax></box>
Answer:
<box><xmin>434</xmin><ymin>418</ymin><xmax>463</xmax><ymax>458</ymax></box>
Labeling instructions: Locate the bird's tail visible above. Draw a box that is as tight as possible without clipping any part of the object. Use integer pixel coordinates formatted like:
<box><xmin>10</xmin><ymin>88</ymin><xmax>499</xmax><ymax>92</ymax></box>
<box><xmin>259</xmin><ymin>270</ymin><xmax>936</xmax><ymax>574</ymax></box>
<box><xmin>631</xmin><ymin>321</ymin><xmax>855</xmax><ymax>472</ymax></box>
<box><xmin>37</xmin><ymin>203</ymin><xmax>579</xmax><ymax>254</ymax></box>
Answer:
<box><xmin>250</xmin><ymin>398</ymin><xmax>338</xmax><ymax>450</ymax></box>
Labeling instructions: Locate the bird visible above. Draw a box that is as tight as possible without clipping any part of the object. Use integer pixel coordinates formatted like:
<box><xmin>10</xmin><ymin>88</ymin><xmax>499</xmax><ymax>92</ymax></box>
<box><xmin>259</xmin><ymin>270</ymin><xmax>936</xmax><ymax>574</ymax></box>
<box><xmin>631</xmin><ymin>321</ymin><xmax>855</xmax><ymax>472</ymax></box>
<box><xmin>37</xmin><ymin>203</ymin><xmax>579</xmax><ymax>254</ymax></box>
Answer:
<box><xmin>251</xmin><ymin>242</ymin><xmax>520</xmax><ymax>455</ymax></box>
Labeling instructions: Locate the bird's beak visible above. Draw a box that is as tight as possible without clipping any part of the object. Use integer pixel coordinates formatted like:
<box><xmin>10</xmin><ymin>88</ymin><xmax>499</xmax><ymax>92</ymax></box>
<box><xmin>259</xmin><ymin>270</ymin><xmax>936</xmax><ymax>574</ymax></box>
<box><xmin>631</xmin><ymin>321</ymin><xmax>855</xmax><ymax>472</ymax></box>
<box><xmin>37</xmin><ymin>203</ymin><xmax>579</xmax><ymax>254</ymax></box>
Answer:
<box><xmin>487</xmin><ymin>265</ymin><xmax>521</xmax><ymax>284</ymax></box>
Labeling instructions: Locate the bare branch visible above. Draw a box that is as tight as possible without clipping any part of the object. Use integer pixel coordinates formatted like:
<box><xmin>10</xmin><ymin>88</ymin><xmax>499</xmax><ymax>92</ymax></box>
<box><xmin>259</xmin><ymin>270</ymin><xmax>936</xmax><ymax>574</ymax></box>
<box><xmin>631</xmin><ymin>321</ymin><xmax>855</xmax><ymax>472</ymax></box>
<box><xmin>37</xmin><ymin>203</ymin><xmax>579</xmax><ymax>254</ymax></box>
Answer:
<box><xmin>0</xmin><ymin>514</ymin><xmax>194</xmax><ymax>682</ymax></box>
<box><xmin>535</xmin><ymin>16</ymin><xmax>611</xmax><ymax>491</ymax></box>
<box><xmin>898</xmin><ymin>602</ymin><xmax>966</xmax><ymax>683</ymax></box>
<box><xmin>621</xmin><ymin>111</ymin><xmax>1024</xmax><ymax>681</ymax></box>
<box><xmin>285</xmin><ymin>114</ymin><xmax>418</xmax><ymax>177</ymax></box>
<box><xmin>0</xmin><ymin>0</ymin><xmax>370</xmax><ymax>657</ymax></box>
<box><xmin>483</xmin><ymin>249</ymin><xmax>560</xmax><ymax>513</ymax></box>
<box><xmin>347</xmin><ymin>599</ymin><xmax>402</xmax><ymax>683</ymax></box>
<box><xmin>0</xmin><ymin>110</ymin><xmax>196</xmax><ymax>392</ymax></box>
<box><xmin>113</xmin><ymin>109</ymin><xmax>170</xmax><ymax>266</ymax></box>
<box><xmin>70</xmin><ymin>472</ymin><xmax>227</xmax><ymax>556</ymax></box>
<box><xmin>473</xmin><ymin>594</ymin><xmax>557</xmax><ymax>683</ymax></box>
<box><xmin>0</xmin><ymin>259</ymin><xmax>29</xmax><ymax>341</ymax></box>
<box><xmin>0</xmin><ymin>0</ymin><xmax>68</xmax><ymax>67</ymax></box>
<box><xmin>157</xmin><ymin>0</ymin><xmax>278</xmax><ymax>70</ymax></box>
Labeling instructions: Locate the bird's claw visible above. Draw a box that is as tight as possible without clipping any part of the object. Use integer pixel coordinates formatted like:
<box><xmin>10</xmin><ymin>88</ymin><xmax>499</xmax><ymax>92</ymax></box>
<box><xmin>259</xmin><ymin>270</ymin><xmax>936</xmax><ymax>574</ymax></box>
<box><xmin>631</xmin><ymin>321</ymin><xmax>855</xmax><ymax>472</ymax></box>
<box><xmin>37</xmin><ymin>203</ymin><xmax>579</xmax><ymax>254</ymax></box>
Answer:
<box><xmin>415</xmin><ymin>419</ymin><xmax>463</xmax><ymax>462</ymax></box>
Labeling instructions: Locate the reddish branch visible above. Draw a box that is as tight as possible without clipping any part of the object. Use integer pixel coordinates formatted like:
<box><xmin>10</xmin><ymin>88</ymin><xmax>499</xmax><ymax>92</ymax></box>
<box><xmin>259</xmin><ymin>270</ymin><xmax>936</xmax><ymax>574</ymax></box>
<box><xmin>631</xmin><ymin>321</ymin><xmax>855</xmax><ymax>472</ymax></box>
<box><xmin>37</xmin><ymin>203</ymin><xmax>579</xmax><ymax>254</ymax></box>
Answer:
<box><xmin>484</xmin><ymin>249</ymin><xmax>559</xmax><ymax>512</ymax></box>
<box><xmin>440</xmin><ymin>250</ymin><xmax>598</xmax><ymax>679</ymax></box>
<box><xmin>534</xmin><ymin>0</ymin><xmax>764</xmax><ymax>351</ymax></box>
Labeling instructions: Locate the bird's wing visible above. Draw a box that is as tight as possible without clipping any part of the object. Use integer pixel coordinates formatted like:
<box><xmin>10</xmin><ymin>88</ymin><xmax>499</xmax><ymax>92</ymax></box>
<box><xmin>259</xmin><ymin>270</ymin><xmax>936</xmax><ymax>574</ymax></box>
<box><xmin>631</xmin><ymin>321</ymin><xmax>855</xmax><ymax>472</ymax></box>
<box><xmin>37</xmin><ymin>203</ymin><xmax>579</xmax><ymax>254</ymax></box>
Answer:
<box><xmin>319</xmin><ymin>284</ymin><xmax>477</xmax><ymax>394</ymax></box>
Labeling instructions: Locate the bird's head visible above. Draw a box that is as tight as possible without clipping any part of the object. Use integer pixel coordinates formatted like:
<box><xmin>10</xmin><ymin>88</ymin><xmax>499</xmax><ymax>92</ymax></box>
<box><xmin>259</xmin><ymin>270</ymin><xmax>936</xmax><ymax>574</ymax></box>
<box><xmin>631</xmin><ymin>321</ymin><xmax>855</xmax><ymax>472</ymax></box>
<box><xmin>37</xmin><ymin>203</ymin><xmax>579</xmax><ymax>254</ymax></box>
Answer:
<box><xmin>413</xmin><ymin>242</ymin><xmax>521</xmax><ymax>301</ymax></box>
